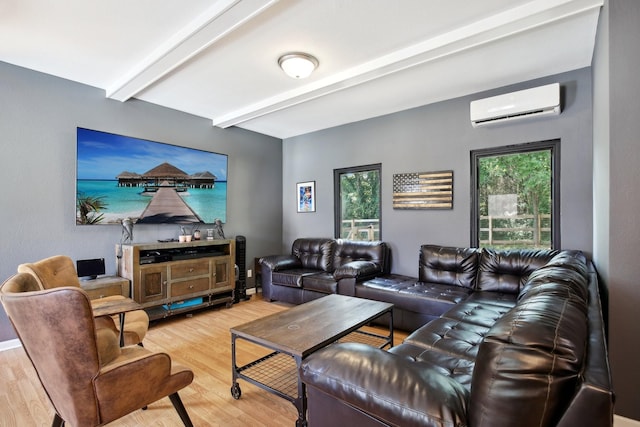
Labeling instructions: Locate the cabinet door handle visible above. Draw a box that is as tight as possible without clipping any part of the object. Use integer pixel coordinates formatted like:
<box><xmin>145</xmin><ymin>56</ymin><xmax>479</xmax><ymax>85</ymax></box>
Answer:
<box><xmin>189</xmin><ymin>268</ymin><xmax>194</xmax><ymax>272</ymax></box>
<box><xmin>189</xmin><ymin>284</ymin><xmax>194</xmax><ymax>289</ymax></box>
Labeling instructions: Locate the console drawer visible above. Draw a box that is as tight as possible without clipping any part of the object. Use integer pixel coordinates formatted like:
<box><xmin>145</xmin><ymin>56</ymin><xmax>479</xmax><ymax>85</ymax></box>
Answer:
<box><xmin>83</xmin><ymin>283</ymin><xmax>124</xmax><ymax>300</ymax></box>
<box><xmin>171</xmin><ymin>277</ymin><xmax>210</xmax><ymax>297</ymax></box>
<box><xmin>80</xmin><ymin>276</ymin><xmax>129</xmax><ymax>300</ymax></box>
<box><xmin>171</xmin><ymin>260</ymin><xmax>210</xmax><ymax>279</ymax></box>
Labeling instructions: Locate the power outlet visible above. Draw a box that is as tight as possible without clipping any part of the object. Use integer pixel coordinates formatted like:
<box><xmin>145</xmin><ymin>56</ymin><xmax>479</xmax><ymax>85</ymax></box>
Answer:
<box><xmin>247</xmin><ymin>269</ymin><xmax>252</xmax><ymax>278</ymax></box>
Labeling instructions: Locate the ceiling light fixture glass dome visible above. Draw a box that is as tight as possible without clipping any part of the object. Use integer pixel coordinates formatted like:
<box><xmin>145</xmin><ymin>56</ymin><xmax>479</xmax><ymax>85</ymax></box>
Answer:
<box><xmin>278</xmin><ymin>53</ymin><xmax>319</xmax><ymax>79</ymax></box>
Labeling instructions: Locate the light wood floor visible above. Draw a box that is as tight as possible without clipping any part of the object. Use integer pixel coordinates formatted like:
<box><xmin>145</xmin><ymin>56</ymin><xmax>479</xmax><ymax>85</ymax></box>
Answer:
<box><xmin>0</xmin><ymin>294</ymin><xmax>406</xmax><ymax>427</ymax></box>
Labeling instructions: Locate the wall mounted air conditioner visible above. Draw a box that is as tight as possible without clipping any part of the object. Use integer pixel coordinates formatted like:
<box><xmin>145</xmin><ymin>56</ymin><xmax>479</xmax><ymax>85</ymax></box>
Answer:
<box><xmin>470</xmin><ymin>83</ymin><xmax>560</xmax><ymax>127</ymax></box>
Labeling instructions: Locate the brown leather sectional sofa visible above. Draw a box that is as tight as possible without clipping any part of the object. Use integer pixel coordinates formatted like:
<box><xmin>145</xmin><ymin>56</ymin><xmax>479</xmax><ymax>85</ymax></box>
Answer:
<box><xmin>299</xmin><ymin>244</ymin><xmax>614</xmax><ymax>427</ymax></box>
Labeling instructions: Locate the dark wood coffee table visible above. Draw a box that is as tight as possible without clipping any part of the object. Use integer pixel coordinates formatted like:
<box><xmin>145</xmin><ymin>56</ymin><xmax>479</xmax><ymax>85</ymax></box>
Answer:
<box><xmin>230</xmin><ymin>294</ymin><xmax>393</xmax><ymax>427</ymax></box>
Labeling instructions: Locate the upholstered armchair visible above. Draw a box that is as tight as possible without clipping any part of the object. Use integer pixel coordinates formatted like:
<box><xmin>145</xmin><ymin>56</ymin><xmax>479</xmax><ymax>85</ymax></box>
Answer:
<box><xmin>18</xmin><ymin>255</ymin><xmax>149</xmax><ymax>346</ymax></box>
<box><xmin>0</xmin><ymin>273</ymin><xmax>194</xmax><ymax>427</ymax></box>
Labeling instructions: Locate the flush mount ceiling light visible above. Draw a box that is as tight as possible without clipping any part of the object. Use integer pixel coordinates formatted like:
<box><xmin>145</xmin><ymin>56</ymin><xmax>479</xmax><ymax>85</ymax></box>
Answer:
<box><xmin>278</xmin><ymin>52</ymin><xmax>319</xmax><ymax>79</ymax></box>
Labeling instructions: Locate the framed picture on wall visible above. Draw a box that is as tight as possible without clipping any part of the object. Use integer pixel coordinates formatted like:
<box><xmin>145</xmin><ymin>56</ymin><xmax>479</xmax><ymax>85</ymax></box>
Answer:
<box><xmin>297</xmin><ymin>181</ymin><xmax>316</xmax><ymax>213</ymax></box>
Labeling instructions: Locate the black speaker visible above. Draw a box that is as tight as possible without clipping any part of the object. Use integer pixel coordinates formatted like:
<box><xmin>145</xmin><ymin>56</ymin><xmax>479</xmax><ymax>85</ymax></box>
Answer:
<box><xmin>234</xmin><ymin>235</ymin><xmax>249</xmax><ymax>302</ymax></box>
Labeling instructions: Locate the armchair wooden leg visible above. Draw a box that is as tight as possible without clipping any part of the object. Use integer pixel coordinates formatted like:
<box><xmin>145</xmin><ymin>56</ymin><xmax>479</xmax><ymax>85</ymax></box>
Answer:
<box><xmin>169</xmin><ymin>392</ymin><xmax>193</xmax><ymax>427</ymax></box>
<box><xmin>52</xmin><ymin>413</ymin><xmax>64</xmax><ymax>427</ymax></box>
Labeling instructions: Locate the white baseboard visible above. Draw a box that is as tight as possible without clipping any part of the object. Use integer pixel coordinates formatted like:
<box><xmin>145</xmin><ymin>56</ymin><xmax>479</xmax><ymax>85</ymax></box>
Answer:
<box><xmin>246</xmin><ymin>287</ymin><xmax>258</xmax><ymax>296</ymax></box>
<box><xmin>616</xmin><ymin>415</ymin><xmax>640</xmax><ymax>427</ymax></box>
<box><xmin>0</xmin><ymin>339</ymin><xmax>21</xmax><ymax>352</ymax></box>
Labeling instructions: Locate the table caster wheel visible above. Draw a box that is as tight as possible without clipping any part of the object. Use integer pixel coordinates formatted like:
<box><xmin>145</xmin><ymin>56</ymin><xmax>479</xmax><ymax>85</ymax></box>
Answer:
<box><xmin>231</xmin><ymin>383</ymin><xmax>242</xmax><ymax>399</ymax></box>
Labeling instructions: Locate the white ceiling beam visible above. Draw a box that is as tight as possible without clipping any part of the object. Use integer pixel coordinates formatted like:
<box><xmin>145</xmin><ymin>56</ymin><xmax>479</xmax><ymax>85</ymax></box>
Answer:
<box><xmin>106</xmin><ymin>0</ymin><xmax>279</xmax><ymax>101</ymax></box>
<box><xmin>213</xmin><ymin>0</ymin><xmax>602</xmax><ymax>129</ymax></box>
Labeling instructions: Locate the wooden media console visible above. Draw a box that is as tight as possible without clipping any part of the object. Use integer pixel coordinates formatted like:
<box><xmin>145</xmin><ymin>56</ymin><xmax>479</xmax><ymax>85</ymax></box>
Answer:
<box><xmin>116</xmin><ymin>239</ymin><xmax>235</xmax><ymax>320</ymax></box>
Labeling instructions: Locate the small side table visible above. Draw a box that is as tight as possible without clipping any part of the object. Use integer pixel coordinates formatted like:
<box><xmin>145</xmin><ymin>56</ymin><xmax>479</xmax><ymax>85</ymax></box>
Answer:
<box><xmin>80</xmin><ymin>276</ymin><xmax>130</xmax><ymax>299</ymax></box>
<box><xmin>92</xmin><ymin>297</ymin><xmax>143</xmax><ymax>347</ymax></box>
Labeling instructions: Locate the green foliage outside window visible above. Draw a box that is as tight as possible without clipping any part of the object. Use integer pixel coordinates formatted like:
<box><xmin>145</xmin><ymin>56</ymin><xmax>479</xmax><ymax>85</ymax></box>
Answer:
<box><xmin>340</xmin><ymin>170</ymin><xmax>380</xmax><ymax>221</ymax></box>
<box><xmin>473</xmin><ymin>141</ymin><xmax>558</xmax><ymax>249</ymax></box>
<box><xmin>479</xmin><ymin>150</ymin><xmax>551</xmax><ymax>217</ymax></box>
<box><xmin>334</xmin><ymin>164</ymin><xmax>381</xmax><ymax>240</ymax></box>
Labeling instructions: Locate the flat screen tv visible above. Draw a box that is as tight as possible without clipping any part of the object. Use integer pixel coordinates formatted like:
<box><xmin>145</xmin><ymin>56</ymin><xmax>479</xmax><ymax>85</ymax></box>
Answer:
<box><xmin>76</xmin><ymin>258</ymin><xmax>106</xmax><ymax>279</ymax></box>
<box><xmin>76</xmin><ymin>127</ymin><xmax>227</xmax><ymax>225</ymax></box>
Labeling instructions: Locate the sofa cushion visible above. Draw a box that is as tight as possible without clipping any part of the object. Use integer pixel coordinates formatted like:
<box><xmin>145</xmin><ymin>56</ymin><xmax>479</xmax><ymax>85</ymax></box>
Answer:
<box><xmin>300</xmin><ymin>343</ymin><xmax>469</xmax><ymax>427</ymax></box>
<box><xmin>402</xmin><ymin>317</ymin><xmax>490</xmax><ymax>360</ymax></box>
<box><xmin>302</xmin><ymin>272</ymin><xmax>338</xmax><ymax>294</ymax></box>
<box><xmin>334</xmin><ymin>240</ymin><xmax>387</xmax><ymax>272</ymax></box>
<box><xmin>441</xmin><ymin>295</ymin><xmax>516</xmax><ymax>328</ymax></box>
<box><xmin>543</xmin><ymin>250</ymin><xmax>588</xmax><ymax>272</ymax></box>
<box><xmin>518</xmin><ymin>251</ymin><xmax>589</xmax><ymax>303</ymax></box>
<box><xmin>519</xmin><ymin>268</ymin><xmax>589</xmax><ymax>304</ymax></box>
<box><xmin>358</xmin><ymin>275</ymin><xmax>471</xmax><ymax>321</ymax></box>
<box><xmin>333</xmin><ymin>261</ymin><xmax>380</xmax><ymax>281</ymax></box>
<box><xmin>476</xmin><ymin>248</ymin><xmax>558</xmax><ymax>293</ymax></box>
<box><xmin>469</xmin><ymin>291</ymin><xmax>588</xmax><ymax>427</ymax></box>
<box><xmin>463</xmin><ymin>290</ymin><xmax>518</xmax><ymax>308</ymax></box>
<box><xmin>419</xmin><ymin>245</ymin><xmax>479</xmax><ymax>289</ymax></box>
<box><xmin>359</xmin><ymin>274</ymin><xmax>416</xmax><ymax>292</ymax></box>
<box><xmin>292</xmin><ymin>238</ymin><xmax>336</xmax><ymax>271</ymax></box>
<box><xmin>389</xmin><ymin>343</ymin><xmax>476</xmax><ymax>388</ymax></box>
<box><xmin>397</xmin><ymin>282</ymin><xmax>472</xmax><ymax>312</ymax></box>
<box><xmin>259</xmin><ymin>254</ymin><xmax>302</xmax><ymax>271</ymax></box>
<box><xmin>271</xmin><ymin>269</ymin><xmax>320</xmax><ymax>288</ymax></box>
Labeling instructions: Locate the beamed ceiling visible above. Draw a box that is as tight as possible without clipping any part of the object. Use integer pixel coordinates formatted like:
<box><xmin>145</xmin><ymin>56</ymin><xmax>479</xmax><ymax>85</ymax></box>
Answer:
<box><xmin>0</xmin><ymin>0</ymin><xmax>603</xmax><ymax>138</ymax></box>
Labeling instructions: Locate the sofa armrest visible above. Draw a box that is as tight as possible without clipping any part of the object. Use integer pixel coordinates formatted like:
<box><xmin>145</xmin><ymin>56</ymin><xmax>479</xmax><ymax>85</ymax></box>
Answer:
<box><xmin>333</xmin><ymin>260</ymin><xmax>381</xmax><ymax>281</ymax></box>
<box><xmin>300</xmin><ymin>343</ymin><xmax>468</xmax><ymax>427</ymax></box>
<box><xmin>260</xmin><ymin>255</ymin><xmax>301</xmax><ymax>271</ymax></box>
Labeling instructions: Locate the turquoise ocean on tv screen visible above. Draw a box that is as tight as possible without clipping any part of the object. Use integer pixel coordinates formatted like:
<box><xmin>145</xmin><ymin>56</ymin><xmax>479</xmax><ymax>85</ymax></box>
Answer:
<box><xmin>77</xmin><ymin>180</ymin><xmax>227</xmax><ymax>224</ymax></box>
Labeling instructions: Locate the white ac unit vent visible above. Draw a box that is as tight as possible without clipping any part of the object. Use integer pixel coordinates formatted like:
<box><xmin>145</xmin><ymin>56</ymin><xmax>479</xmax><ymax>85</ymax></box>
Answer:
<box><xmin>470</xmin><ymin>83</ymin><xmax>560</xmax><ymax>127</ymax></box>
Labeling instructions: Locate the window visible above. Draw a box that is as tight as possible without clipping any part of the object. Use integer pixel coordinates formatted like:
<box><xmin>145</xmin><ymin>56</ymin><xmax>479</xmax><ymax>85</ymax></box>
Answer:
<box><xmin>471</xmin><ymin>140</ymin><xmax>560</xmax><ymax>249</ymax></box>
<box><xmin>334</xmin><ymin>164</ymin><xmax>381</xmax><ymax>240</ymax></box>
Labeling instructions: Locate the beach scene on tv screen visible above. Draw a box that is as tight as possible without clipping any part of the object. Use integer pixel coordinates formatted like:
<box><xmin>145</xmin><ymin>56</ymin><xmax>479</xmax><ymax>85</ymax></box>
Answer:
<box><xmin>76</xmin><ymin>128</ymin><xmax>227</xmax><ymax>225</ymax></box>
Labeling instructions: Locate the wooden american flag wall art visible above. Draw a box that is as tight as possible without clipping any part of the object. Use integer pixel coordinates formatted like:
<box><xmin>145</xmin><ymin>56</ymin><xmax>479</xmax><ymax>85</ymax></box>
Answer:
<box><xmin>392</xmin><ymin>170</ymin><xmax>453</xmax><ymax>210</ymax></box>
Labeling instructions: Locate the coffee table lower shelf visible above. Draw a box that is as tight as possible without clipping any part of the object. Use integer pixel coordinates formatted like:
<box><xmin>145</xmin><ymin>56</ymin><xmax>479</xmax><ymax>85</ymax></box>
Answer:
<box><xmin>232</xmin><ymin>352</ymin><xmax>298</xmax><ymax>400</ymax></box>
<box><xmin>231</xmin><ymin>330</ymin><xmax>391</xmax><ymax>426</ymax></box>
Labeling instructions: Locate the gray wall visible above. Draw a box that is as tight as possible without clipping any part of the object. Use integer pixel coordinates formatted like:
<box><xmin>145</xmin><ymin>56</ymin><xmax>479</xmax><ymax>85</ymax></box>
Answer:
<box><xmin>593</xmin><ymin>0</ymin><xmax>640</xmax><ymax>420</ymax></box>
<box><xmin>283</xmin><ymin>68</ymin><xmax>593</xmax><ymax>277</ymax></box>
<box><xmin>0</xmin><ymin>61</ymin><xmax>283</xmax><ymax>341</ymax></box>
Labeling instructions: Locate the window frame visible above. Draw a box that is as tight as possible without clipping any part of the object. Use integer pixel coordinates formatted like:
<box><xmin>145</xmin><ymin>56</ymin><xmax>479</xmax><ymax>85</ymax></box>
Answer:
<box><xmin>470</xmin><ymin>139</ymin><xmax>561</xmax><ymax>249</ymax></box>
<box><xmin>334</xmin><ymin>163</ymin><xmax>382</xmax><ymax>240</ymax></box>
